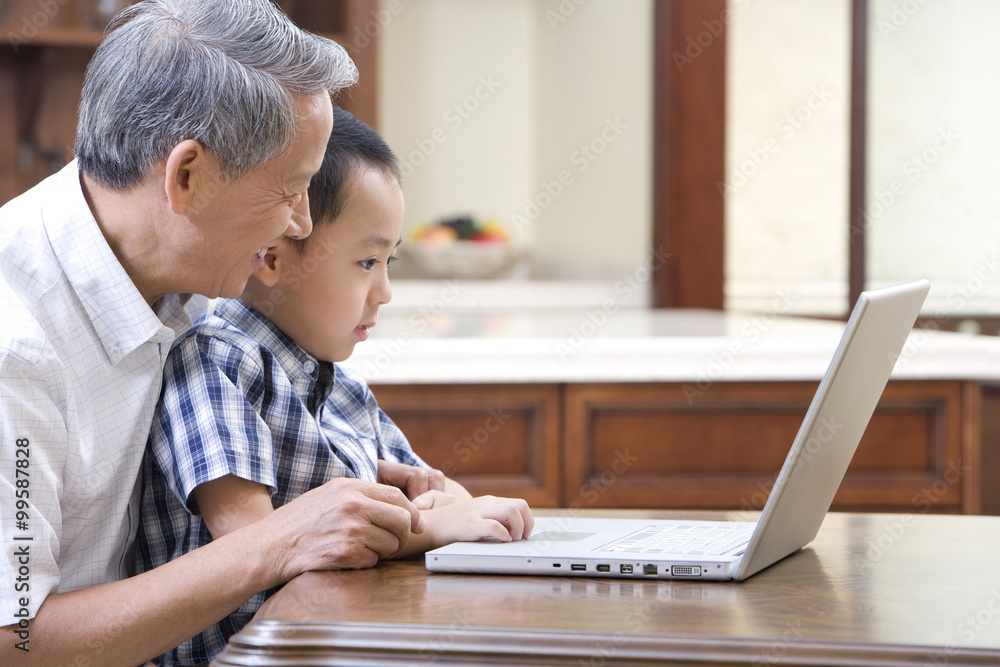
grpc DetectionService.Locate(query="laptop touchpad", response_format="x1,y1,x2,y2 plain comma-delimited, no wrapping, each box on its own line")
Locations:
528,531,596,542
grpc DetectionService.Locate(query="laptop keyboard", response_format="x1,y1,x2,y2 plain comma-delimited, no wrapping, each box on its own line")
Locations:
594,524,753,556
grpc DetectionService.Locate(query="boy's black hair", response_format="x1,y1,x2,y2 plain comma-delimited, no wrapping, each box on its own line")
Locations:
290,106,401,253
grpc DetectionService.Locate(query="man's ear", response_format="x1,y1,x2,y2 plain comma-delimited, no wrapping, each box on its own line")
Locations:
163,139,213,216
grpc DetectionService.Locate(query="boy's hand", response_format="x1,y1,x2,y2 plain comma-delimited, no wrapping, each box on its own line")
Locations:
423,495,534,547
412,489,461,510
377,459,447,500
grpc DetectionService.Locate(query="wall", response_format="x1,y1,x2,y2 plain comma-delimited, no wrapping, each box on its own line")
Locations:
378,0,653,278
726,0,1000,318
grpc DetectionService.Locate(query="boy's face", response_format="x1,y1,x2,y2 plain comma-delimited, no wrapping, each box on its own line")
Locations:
252,166,403,362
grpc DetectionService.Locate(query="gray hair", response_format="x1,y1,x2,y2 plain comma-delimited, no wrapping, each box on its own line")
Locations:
75,0,357,189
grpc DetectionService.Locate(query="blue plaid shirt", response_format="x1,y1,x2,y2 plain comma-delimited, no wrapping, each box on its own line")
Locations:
135,298,426,666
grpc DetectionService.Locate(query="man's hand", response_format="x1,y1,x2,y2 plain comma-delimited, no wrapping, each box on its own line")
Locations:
377,460,447,500
266,476,423,578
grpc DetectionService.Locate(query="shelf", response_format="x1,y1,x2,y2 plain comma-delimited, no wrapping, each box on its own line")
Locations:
3,26,104,48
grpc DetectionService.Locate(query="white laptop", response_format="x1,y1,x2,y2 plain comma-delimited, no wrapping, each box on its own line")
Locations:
426,280,931,581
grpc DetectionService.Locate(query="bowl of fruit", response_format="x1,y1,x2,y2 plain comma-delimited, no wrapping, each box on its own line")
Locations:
401,215,527,279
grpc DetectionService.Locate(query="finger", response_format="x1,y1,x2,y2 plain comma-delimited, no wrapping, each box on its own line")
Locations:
521,502,535,538
361,483,424,544
500,501,526,541
412,489,440,510
427,468,447,492
357,523,404,560
478,518,514,543
406,471,430,499
360,482,424,534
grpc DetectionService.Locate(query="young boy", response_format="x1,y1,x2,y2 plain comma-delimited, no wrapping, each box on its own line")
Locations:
135,107,533,666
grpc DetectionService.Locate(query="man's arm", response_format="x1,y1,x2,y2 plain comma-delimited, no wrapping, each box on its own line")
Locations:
0,477,421,665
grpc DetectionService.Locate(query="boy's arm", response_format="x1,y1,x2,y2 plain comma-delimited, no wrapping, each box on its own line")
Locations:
193,473,275,538
0,476,421,665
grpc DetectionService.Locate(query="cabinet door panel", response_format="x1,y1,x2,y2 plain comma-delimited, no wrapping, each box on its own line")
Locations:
565,381,966,513
370,384,561,507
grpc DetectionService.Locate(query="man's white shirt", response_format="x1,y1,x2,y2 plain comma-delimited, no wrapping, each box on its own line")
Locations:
0,161,207,622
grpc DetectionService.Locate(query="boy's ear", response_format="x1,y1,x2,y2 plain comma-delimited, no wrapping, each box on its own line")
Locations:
163,139,214,216
252,243,290,288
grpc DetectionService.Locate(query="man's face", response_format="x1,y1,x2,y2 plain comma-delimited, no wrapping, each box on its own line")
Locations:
188,94,333,299
259,166,404,363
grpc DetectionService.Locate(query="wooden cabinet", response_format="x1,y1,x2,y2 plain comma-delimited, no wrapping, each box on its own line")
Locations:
372,379,993,514
0,0,378,205
370,384,562,507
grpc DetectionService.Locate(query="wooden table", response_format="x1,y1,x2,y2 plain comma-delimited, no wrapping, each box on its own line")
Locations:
213,510,1000,666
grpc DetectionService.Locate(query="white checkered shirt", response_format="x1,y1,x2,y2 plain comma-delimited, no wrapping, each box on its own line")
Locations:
136,298,426,666
0,161,207,623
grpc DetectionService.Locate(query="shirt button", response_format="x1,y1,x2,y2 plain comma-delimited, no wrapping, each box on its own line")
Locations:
303,360,317,374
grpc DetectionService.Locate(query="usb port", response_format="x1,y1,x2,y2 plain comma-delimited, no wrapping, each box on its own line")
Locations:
643,564,658,575
596,564,611,573
620,564,633,574
571,564,586,571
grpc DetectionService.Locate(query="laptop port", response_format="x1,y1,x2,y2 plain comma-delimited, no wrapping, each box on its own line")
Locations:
552,563,561,568
671,565,702,577
596,564,611,573
643,564,658,575
620,564,634,574
571,564,586,571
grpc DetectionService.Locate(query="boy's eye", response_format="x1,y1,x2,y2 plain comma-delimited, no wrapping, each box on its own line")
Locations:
387,256,398,269
359,258,377,270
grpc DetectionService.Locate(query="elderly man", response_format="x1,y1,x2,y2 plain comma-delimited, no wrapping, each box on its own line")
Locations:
0,1,435,663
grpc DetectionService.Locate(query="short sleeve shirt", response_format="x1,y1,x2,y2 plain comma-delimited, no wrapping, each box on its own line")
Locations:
136,298,426,666
0,161,206,624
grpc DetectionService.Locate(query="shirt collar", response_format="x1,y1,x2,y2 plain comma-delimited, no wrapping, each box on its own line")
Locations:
213,298,335,409
43,161,194,364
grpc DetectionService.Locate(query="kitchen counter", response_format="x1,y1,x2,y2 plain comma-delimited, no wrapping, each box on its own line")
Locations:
343,297,1000,385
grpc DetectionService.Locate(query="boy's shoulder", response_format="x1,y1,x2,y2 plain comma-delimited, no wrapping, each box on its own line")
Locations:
172,307,269,364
